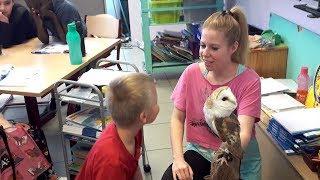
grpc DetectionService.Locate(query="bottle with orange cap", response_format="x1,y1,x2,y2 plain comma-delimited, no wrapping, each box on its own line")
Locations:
296,66,310,104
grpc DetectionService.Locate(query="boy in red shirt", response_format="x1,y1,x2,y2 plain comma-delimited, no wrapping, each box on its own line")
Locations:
76,73,159,180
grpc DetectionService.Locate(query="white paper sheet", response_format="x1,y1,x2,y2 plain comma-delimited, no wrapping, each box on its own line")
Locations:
77,69,132,86
262,93,304,112
261,78,290,95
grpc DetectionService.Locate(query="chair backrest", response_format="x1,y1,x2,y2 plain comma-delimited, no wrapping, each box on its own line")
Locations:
85,14,121,39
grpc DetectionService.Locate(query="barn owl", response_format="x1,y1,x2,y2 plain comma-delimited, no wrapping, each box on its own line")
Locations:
203,86,244,180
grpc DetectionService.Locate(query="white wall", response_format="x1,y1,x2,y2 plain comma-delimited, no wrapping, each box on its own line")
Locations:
128,0,185,46
237,0,320,35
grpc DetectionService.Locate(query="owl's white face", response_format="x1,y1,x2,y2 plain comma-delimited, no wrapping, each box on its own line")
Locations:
212,87,237,117
204,87,237,134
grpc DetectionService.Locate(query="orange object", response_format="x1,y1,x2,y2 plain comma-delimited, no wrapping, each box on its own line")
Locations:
296,89,308,104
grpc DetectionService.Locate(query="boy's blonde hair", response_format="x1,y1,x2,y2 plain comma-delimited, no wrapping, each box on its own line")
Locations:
202,6,249,65
106,73,155,127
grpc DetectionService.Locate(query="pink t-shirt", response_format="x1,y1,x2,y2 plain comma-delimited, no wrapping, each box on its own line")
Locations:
171,63,261,150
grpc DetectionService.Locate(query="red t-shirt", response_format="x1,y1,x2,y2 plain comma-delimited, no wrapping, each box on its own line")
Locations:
76,122,142,180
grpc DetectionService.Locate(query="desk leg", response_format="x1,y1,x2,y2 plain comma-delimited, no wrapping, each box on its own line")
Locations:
24,96,56,129
24,96,40,128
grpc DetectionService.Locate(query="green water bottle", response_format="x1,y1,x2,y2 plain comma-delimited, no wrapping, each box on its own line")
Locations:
66,22,82,65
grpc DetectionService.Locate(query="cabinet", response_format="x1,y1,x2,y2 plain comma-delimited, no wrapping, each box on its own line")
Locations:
246,45,288,79
141,0,224,73
53,60,149,179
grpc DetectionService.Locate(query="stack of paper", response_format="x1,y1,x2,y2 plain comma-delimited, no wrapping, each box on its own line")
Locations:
261,78,290,95
0,66,41,86
272,108,320,135
262,93,304,114
267,108,320,155
77,68,132,86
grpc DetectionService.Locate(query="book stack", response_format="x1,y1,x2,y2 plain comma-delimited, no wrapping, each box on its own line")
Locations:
62,108,112,138
151,30,194,63
267,108,320,155
70,142,92,172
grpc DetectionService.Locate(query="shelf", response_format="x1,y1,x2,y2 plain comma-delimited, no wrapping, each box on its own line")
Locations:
141,0,224,74
150,61,194,73
142,4,221,13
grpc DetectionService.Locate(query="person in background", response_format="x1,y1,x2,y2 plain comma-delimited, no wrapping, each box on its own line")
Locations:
76,73,160,180
0,0,37,48
162,6,262,180
25,0,86,44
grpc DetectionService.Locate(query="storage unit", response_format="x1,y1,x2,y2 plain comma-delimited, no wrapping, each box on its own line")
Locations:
183,0,217,22
141,0,224,74
54,60,150,179
246,44,288,79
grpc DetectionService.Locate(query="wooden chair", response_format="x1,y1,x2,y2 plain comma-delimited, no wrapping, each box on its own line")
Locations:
85,14,122,70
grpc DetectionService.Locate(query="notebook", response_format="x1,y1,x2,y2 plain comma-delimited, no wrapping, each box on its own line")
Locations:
272,108,320,135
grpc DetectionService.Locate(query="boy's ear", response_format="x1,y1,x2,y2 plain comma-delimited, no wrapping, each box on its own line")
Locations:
139,111,148,124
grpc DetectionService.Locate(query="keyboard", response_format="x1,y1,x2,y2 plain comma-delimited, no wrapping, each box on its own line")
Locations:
294,4,320,17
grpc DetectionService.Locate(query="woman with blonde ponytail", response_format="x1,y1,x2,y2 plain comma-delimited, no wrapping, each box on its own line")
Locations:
162,6,261,180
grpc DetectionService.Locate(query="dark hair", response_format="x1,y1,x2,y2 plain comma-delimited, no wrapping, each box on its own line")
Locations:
202,6,249,65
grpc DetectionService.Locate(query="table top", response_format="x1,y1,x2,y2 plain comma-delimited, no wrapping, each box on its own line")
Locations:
259,111,318,180
0,37,120,97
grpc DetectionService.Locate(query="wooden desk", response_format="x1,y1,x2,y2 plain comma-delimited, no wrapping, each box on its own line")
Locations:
256,111,318,180
247,45,288,79
0,37,120,128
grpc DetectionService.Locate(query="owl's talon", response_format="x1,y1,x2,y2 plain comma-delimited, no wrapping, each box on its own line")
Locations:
216,157,229,166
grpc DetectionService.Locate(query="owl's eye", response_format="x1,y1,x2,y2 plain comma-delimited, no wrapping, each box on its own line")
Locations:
222,97,228,101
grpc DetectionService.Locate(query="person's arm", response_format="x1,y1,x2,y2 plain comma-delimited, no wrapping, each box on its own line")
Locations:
238,115,256,150
41,9,66,43
31,8,49,44
171,107,193,180
0,12,14,48
133,166,143,180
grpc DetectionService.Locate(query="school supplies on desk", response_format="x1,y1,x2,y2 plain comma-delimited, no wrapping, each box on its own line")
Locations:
31,43,69,54
0,66,41,87
271,108,320,135
77,68,132,86
262,93,304,113
261,78,290,95
0,64,14,81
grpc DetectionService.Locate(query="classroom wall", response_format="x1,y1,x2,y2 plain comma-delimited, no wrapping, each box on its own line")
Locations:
269,13,320,81
237,0,320,81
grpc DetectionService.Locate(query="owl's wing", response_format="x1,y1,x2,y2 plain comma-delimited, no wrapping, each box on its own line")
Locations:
219,114,244,159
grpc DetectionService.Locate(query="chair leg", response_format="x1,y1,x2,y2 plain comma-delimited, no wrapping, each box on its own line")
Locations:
116,45,122,71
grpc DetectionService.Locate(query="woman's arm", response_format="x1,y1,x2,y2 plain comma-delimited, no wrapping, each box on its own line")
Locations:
171,107,193,180
238,115,256,150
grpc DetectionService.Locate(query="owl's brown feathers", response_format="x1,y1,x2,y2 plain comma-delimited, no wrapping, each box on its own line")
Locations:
203,86,244,180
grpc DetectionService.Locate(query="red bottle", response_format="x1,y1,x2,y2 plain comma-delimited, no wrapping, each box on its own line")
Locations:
296,66,310,104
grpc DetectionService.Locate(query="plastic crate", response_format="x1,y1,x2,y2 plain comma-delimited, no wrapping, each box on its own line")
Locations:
149,0,182,24
183,0,217,22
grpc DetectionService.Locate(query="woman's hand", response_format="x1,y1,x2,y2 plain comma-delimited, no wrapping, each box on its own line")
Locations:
0,12,9,23
172,157,193,180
